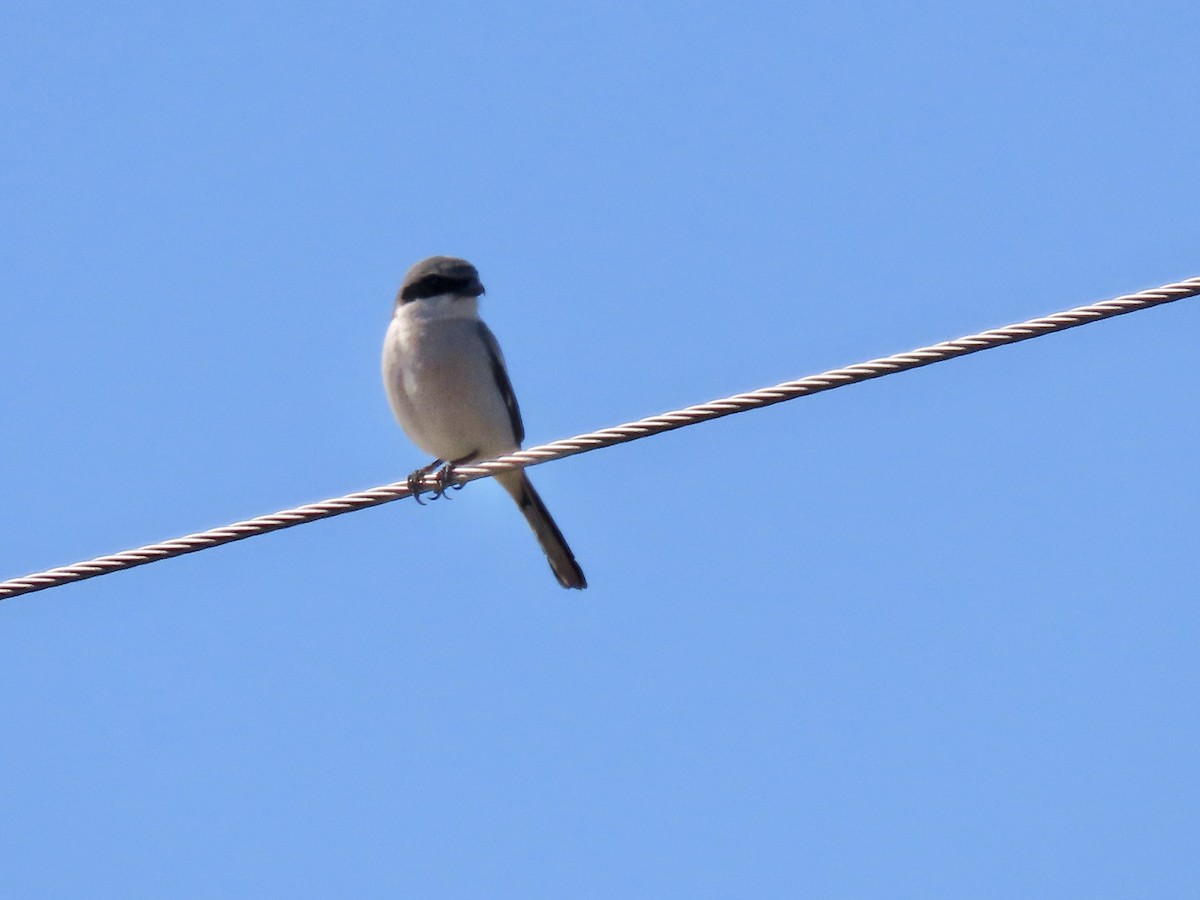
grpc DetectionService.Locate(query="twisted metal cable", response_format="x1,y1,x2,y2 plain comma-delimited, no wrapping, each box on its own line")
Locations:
3,275,1198,602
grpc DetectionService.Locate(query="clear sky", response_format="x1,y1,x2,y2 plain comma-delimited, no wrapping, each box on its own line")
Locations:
3,2,1198,897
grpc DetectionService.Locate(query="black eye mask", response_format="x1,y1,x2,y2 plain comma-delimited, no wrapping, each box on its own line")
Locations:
400,274,474,302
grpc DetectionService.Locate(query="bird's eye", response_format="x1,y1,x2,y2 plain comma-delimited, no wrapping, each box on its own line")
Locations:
401,274,470,302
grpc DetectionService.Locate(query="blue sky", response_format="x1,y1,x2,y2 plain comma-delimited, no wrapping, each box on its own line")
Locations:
2,1,1198,896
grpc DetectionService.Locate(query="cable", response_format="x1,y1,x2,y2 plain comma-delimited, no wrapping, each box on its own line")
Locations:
3,275,1198,601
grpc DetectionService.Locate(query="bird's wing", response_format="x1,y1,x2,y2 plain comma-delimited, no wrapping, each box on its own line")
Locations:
476,321,525,446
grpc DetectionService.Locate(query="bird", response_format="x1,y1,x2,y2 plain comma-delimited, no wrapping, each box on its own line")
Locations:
382,256,587,589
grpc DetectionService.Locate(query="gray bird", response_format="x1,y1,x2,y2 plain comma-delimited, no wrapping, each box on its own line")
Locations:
382,256,587,589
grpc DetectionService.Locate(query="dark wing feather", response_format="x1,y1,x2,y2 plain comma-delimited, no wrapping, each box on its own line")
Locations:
476,322,525,446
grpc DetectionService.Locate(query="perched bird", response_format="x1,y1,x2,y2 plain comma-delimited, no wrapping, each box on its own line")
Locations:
382,256,587,589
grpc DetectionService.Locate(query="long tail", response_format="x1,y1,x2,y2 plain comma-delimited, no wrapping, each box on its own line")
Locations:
497,471,587,590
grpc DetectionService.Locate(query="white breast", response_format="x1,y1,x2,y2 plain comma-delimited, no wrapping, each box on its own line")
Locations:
382,295,520,463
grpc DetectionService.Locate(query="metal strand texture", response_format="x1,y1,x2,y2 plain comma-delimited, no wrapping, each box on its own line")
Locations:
3,275,1198,601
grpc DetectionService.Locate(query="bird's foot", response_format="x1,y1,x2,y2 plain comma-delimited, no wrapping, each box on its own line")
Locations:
406,460,443,505
432,462,465,500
